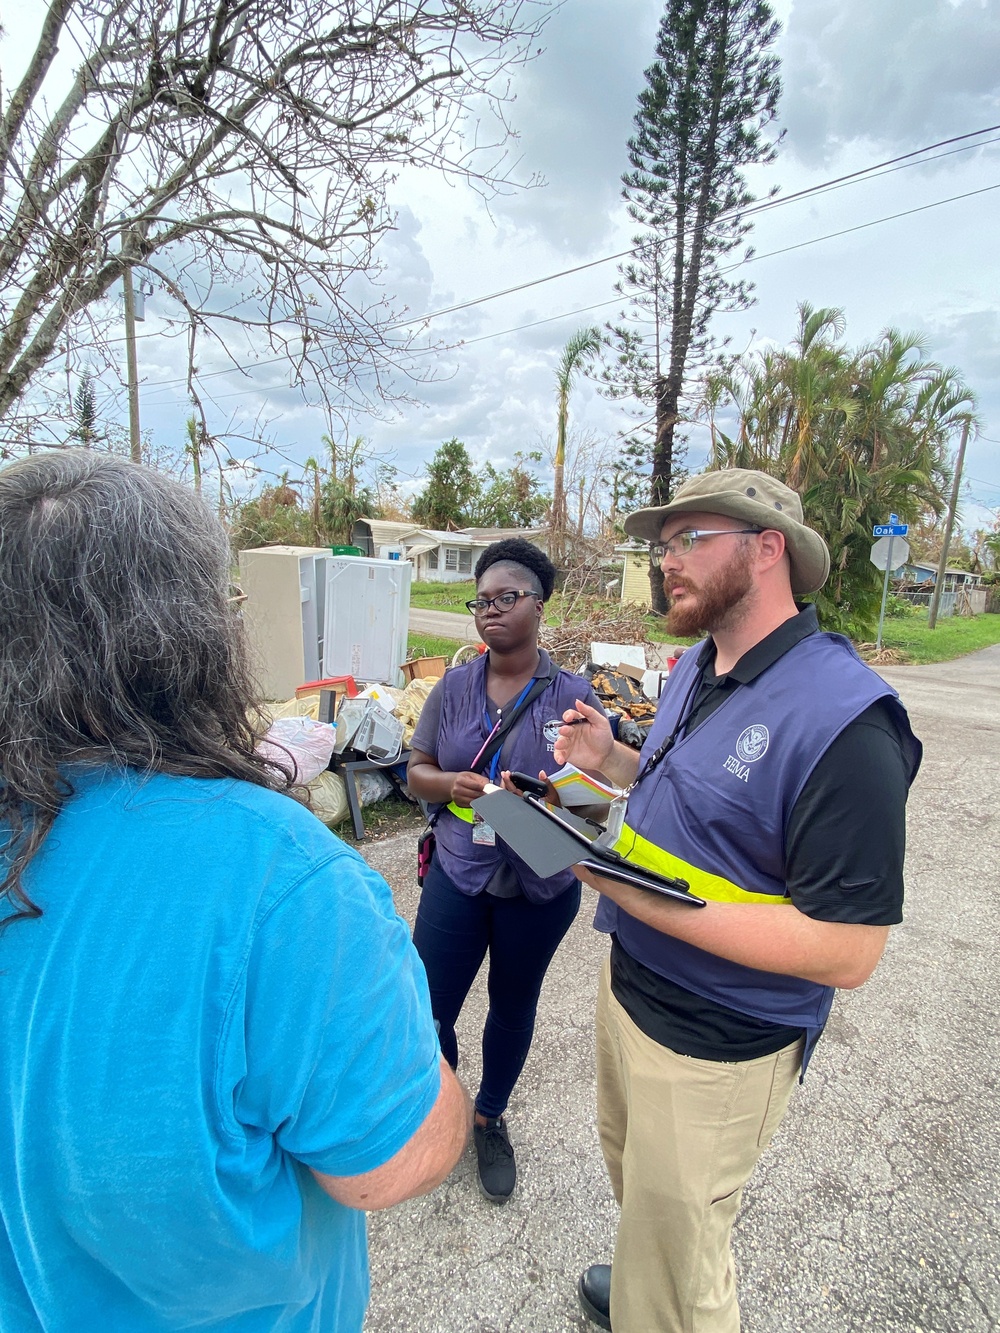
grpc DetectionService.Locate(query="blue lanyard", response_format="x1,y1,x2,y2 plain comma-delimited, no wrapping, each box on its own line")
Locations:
481,679,535,783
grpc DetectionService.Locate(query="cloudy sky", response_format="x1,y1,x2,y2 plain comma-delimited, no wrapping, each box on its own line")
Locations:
360,0,999,527
10,0,1000,529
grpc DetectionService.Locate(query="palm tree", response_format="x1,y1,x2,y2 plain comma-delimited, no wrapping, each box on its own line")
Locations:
701,303,977,636
184,416,203,495
552,327,601,564
304,456,323,543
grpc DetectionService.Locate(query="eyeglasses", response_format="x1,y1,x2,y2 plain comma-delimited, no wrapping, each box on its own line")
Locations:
465,589,540,615
650,529,762,562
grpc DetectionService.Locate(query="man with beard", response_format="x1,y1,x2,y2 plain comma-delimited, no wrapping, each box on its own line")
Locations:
558,470,921,1333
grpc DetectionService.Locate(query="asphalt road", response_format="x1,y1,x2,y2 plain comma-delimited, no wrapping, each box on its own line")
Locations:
409,607,480,644
359,644,1000,1333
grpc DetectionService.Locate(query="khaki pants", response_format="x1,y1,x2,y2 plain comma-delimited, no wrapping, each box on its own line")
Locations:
596,959,803,1333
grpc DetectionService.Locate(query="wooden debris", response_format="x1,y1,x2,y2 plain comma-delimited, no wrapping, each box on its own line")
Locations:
856,643,909,665
541,602,652,671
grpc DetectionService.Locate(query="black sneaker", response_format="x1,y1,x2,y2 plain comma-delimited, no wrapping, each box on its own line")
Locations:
473,1115,516,1203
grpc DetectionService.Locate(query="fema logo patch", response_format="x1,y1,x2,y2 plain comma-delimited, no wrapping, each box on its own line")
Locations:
735,724,770,763
543,719,563,745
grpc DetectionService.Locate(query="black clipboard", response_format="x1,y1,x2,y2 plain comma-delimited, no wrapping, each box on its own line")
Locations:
471,785,705,908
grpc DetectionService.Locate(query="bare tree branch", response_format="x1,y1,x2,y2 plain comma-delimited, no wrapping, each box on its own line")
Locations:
1,0,551,440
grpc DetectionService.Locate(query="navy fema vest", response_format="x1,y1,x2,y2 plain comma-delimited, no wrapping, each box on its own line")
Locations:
433,651,590,903
595,629,920,1062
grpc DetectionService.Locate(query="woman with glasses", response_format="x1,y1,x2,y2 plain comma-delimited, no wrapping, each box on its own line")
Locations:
407,538,603,1204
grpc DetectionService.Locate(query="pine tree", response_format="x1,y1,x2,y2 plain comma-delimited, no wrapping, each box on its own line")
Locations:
71,372,101,446
605,0,782,611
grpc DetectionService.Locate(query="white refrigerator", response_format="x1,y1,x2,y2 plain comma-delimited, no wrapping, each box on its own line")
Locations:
238,547,411,700
321,556,412,687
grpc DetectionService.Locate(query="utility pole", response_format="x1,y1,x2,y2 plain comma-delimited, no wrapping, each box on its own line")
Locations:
928,418,972,629
122,261,142,464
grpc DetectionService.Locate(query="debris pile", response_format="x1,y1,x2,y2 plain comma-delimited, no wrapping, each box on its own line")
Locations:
856,644,909,665
541,603,652,671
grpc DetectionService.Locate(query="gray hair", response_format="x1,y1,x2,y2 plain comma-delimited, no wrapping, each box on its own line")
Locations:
0,449,290,931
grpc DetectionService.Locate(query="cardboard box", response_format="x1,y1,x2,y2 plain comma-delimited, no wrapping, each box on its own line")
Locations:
616,661,646,683
399,656,448,683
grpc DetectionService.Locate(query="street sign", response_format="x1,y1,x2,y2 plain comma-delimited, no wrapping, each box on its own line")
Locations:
870,535,910,571
872,530,911,651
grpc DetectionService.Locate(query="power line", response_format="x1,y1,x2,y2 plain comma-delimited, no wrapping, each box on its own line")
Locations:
729,180,1000,267
388,179,1000,355
385,123,1000,330
118,139,1000,399
139,175,1000,399
13,123,1000,431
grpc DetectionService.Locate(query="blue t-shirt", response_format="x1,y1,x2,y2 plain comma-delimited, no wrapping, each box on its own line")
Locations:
0,769,441,1331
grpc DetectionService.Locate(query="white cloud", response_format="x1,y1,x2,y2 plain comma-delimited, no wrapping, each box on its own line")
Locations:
782,0,1000,163
39,0,998,529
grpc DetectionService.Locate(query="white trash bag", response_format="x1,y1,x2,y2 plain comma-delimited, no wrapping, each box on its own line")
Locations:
258,716,338,785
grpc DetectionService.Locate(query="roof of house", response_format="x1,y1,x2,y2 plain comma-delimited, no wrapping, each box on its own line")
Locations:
419,529,482,547
462,527,546,542
355,519,546,550
354,519,611,562
904,562,982,579
353,518,424,546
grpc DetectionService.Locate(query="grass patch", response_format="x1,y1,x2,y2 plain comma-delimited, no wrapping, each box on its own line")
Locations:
869,611,1000,664
406,632,465,661
410,580,475,613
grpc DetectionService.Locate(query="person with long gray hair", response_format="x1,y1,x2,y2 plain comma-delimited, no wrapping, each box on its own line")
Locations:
0,449,469,1333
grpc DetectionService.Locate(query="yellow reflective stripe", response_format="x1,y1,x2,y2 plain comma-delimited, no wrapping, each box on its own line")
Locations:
447,801,475,823
612,823,791,906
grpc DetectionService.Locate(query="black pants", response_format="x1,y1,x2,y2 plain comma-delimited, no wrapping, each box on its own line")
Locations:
412,856,580,1118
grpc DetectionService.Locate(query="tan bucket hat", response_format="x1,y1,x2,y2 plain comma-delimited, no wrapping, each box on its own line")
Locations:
624,468,830,596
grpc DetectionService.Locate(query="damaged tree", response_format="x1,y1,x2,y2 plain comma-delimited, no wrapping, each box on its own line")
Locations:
0,0,549,450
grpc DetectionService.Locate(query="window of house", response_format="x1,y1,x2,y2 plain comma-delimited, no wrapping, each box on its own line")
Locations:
444,547,473,573
428,548,438,570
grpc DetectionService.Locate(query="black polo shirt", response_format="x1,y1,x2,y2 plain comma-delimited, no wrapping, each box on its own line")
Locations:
610,605,913,1061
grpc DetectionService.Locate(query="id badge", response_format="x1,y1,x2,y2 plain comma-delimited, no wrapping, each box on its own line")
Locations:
472,812,497,846
598,794,627,848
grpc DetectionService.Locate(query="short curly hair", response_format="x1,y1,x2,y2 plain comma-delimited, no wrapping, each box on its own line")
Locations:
474,537,556,602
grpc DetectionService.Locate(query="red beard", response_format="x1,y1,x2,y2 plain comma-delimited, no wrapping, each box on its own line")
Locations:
665,541,756,637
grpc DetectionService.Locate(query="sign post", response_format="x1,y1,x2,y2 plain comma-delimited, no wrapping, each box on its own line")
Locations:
870,522,909,651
